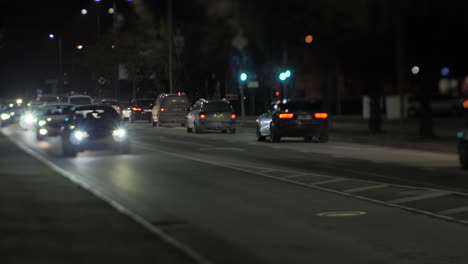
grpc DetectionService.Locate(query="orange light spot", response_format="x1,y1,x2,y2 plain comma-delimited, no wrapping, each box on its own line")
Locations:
160,107,165,112
464,100,468,109
279,113,294,119
200,114,206,119
314,112,328,119
305,34,314,44
132,107,142,112
231,114,236,119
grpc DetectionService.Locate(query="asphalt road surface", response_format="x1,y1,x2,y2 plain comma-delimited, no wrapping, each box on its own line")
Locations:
4,122,468,264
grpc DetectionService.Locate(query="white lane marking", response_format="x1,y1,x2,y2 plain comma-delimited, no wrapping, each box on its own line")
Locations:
438,206,468,216
344,184,389,193
389,191,452,204
132,143,465,224
6,136,212,264
310,178,346,185
199,147,244,151
333,155,345,158
281,173,334,179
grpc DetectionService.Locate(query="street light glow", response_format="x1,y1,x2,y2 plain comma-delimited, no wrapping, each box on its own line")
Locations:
81,9,88,15
411,66,420,75
108,8,115,14
77,44,84,50
49,34,55,39
240,72,248,82
305,34,314,44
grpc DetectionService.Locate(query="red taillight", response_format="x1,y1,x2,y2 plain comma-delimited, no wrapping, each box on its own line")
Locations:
231,114,236,119
200,114,206,119
160,107,165,112
279,113,294,119
463,100,468,109
132,107,142,112
314,112,328,119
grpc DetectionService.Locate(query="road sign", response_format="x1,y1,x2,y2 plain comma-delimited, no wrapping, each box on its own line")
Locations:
247,81,259,88
98,77,107,85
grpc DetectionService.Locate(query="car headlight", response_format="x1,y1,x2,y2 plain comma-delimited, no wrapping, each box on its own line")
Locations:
39,128,48,135
1,113,11,120
112,128,127,141
73,131,88,141
38,120,47,127
24,114,36,124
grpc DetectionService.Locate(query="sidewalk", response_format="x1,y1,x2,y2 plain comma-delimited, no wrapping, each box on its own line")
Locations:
0,134,198,264
237,115,459,154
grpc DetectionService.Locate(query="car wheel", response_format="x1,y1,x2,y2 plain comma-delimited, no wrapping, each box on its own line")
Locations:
318,132,329,143
270,123,280,143
62,136,77,157
221,130,227,133
256,126,266,142
193,121,200,134
459,140,468,170
304,136,313,143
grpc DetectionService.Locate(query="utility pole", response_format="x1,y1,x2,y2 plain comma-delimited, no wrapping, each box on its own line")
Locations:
168,0,173,93
58,37,63,94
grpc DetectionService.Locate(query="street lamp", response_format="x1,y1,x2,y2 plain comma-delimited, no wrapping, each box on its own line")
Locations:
49,33,63,94
81,9,88,15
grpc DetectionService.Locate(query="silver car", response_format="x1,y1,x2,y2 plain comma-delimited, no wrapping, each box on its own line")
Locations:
36,103,74,141
186,99,236,133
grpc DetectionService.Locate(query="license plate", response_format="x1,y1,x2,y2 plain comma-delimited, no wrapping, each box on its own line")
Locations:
144,109,152,112
297,114,312,120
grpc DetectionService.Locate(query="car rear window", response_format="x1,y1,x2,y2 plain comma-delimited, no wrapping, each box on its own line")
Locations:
162,96,188,107
135,100,154,107
281,101,323,111
203,102,232,112
70,97,93,105
42,105,73,115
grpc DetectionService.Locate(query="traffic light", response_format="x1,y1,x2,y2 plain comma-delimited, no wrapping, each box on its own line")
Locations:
240,72,248,82
274,90,280,98
278,70,291,81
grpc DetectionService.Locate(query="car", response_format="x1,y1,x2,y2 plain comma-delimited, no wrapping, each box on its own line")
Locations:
61,93,94,106
101,99,122,115
35,103,74,140
186,98,236,133
38,94,60,103
151,93,190,126
121,103,132,121
256,99,328,143
19,100,43,130
129,98,154,123
61,105,130,157
0,100,21,126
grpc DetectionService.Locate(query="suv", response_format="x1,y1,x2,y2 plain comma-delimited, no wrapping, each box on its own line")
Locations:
186,99,236,133
62,94,94,106
151,93,190,127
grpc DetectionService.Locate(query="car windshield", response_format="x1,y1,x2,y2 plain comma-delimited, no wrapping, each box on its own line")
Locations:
70,97,92,105
203,102,232,112
74,108,120,124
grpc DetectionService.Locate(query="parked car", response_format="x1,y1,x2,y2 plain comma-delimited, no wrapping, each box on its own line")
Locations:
35,103,74,140
256,99,328,143
129,98,154,123
61,105,130,157
186,98,236,133
151,93,190,126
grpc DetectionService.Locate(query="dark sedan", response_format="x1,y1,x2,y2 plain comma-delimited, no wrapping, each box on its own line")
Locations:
129,98,154,123
61,105,130,157
256,99,328,143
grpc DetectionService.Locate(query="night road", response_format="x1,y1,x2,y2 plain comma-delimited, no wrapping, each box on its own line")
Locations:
4,123,468,264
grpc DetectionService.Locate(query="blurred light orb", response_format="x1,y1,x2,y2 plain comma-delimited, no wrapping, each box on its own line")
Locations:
77,44,84,50
279,72,287,81
411,66,420,75
285,70,291,78
441,67,450,77
81,9,88,15
49,34,55,39
94,0,102,2
305,34,314,44
108,8,115,14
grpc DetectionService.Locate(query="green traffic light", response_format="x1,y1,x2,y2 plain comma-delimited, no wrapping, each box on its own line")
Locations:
240,72,248,82
285,70,291,78
279,72,287,81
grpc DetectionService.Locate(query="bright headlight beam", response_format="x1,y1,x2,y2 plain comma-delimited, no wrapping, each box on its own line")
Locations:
38,120,47,126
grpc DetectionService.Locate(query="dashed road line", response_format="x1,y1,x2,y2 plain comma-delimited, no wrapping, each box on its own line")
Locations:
310,178,347,185
344,184,389,193
389,191,452,204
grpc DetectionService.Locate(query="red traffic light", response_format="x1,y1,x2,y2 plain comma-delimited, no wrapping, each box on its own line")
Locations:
274,91,280,97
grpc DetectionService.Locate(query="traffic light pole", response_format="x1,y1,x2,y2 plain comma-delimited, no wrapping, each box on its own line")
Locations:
239,84,245,122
